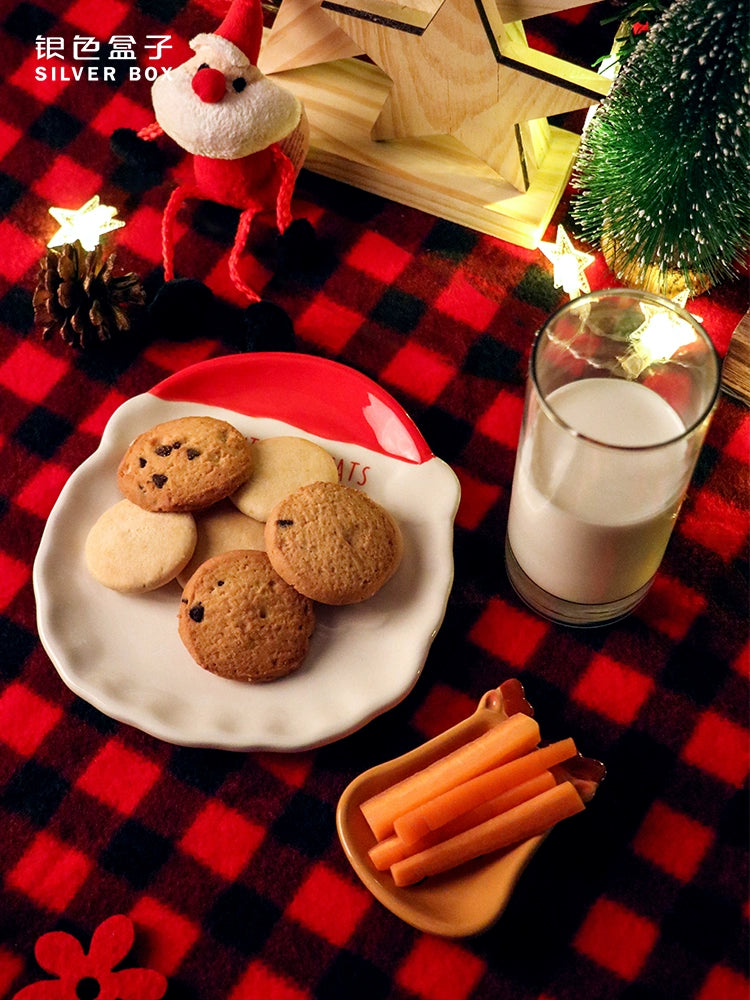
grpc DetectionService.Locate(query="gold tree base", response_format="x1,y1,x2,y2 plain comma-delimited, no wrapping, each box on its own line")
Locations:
601,236,714,298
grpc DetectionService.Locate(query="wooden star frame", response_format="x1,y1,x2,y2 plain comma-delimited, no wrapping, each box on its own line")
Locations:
258,0,610,247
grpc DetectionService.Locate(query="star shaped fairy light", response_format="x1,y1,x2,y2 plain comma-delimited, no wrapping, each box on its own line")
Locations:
538,225,595,298
669,289,703,323
48,195,125,252
619,292,704,378
318,0,609,190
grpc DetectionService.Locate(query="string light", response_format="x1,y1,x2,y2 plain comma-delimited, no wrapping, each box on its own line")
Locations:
619,292,703,378
538,226,595,299
47,195,125,252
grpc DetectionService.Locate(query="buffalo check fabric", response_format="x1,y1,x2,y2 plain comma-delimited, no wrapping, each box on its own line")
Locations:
1,1,749,998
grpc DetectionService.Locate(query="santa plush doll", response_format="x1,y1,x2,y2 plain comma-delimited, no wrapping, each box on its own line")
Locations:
113,0,311,340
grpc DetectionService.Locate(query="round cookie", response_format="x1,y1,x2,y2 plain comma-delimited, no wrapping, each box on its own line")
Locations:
176,500,266,588
178,549,315,682
85,499,197,593
264,481,403,605
231,435,339,521
117,415,253,512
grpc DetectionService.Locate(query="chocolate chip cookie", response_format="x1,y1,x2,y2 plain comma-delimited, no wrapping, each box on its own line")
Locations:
117,415,253,512
178,549,315,682
264,481,403,605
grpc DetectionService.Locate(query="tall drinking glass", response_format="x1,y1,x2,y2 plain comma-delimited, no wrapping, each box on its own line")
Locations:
505,289,720,626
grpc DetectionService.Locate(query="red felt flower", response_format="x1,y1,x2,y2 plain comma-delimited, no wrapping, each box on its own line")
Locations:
13,915,167,1000
632,21,650,34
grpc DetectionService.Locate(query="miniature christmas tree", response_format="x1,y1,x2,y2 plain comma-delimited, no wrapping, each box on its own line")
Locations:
572,0,749,295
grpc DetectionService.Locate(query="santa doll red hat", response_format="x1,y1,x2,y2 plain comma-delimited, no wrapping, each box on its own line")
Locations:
114,0,311,340
151,0,307,171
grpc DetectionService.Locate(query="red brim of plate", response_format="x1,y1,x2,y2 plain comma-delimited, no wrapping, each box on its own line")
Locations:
151,352,434,464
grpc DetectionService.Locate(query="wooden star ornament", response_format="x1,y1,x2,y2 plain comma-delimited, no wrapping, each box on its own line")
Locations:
290,0,609,190
262,0,608,73
258,0,361,73
257,0,611,245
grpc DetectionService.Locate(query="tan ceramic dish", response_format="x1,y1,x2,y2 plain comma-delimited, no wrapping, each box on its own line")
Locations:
336,687,546,937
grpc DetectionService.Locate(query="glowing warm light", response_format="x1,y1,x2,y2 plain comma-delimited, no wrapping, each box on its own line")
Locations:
47,195,125,251
620,294,702,377
538,226,596,299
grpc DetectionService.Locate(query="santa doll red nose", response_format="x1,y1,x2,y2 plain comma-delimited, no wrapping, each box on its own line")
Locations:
192,65,226,103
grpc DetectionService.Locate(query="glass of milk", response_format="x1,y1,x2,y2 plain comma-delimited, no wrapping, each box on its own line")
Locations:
505,289,720,626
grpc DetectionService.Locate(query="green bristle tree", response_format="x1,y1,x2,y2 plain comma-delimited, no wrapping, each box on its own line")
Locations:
572,0,749,296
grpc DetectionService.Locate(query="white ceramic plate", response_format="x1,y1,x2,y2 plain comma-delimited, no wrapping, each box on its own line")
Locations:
33,354,460,751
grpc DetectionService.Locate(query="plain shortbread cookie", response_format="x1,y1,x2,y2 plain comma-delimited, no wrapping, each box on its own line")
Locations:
264,481,403,605
178,549,315,682
118,415,253,512
85,499,197,592
176,500,266,588
231,435,338,521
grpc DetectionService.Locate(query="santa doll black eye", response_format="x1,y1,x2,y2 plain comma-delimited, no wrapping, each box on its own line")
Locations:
232,77,246,92
198,62,209,70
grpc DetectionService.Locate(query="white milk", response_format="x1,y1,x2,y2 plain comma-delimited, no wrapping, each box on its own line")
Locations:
507,379,688,605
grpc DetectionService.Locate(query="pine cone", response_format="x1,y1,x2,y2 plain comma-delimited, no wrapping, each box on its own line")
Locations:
33,241,145,349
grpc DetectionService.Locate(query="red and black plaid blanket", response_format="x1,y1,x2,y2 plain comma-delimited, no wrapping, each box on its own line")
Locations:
1,1,748,998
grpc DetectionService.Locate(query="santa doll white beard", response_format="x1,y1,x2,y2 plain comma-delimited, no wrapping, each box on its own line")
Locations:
151,68,301,160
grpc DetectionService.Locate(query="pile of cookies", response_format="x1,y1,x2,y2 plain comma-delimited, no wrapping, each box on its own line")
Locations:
85,415,402,683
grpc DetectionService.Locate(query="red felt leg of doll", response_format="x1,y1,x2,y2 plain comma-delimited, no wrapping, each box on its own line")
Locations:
228,206,263,302
271,144,296,235
161,184,195,282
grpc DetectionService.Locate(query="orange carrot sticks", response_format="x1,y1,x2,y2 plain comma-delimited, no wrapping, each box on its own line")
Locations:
359,713,541,840
390,780,585,888
368,770,556,871
393,737,578,846
368,832,415,873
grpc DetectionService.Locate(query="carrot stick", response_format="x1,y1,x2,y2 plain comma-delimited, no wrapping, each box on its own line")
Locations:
394,737,578,846
368,832,414,872
390,781,585,888
360,712,541,840
436,769,558,841
368,771,556,871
